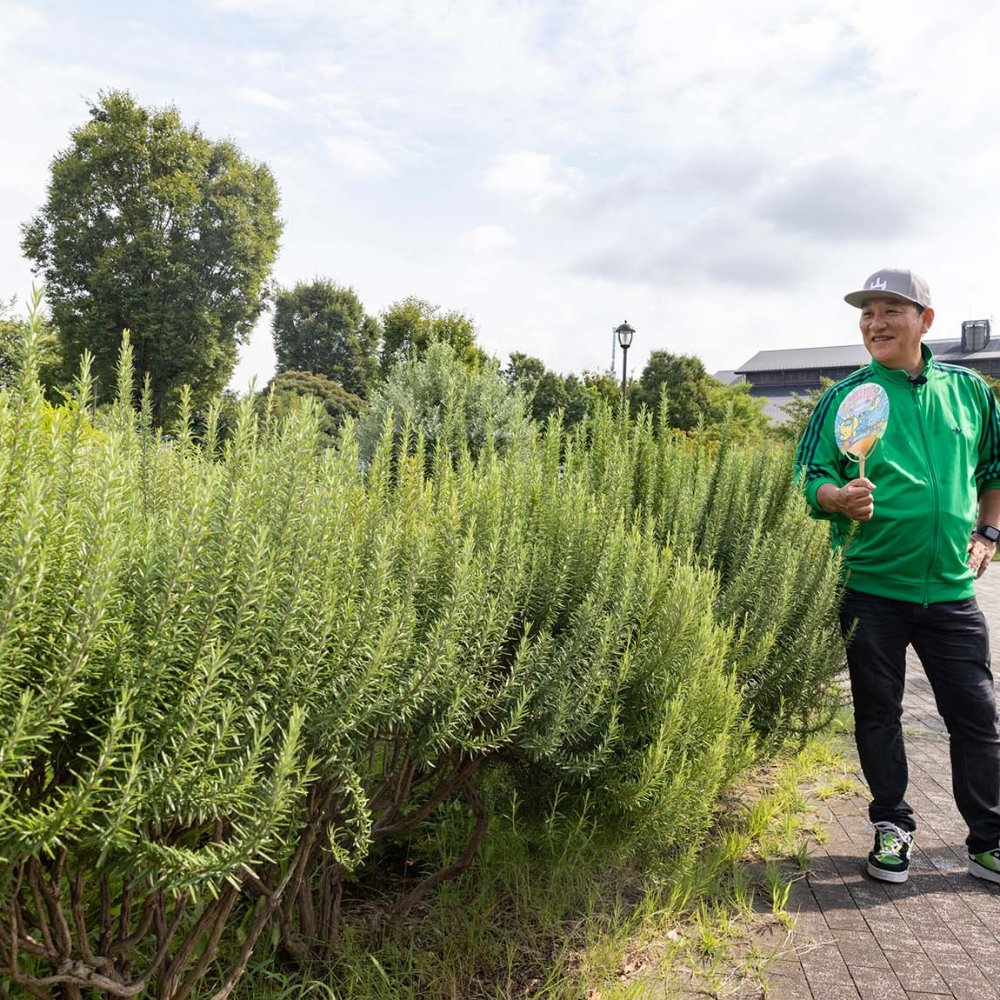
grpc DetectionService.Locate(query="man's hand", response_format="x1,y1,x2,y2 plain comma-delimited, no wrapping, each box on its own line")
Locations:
967,533,997,578
817,479,875,521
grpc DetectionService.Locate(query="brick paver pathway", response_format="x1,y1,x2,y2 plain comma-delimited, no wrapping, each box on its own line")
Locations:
767,572,1000,999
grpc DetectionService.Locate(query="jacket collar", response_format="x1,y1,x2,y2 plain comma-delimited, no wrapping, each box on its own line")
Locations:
869,342,936,385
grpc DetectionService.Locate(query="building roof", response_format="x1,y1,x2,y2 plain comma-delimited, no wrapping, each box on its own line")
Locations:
711,369,743,385
735,337,1000,375
932,337,1000,364
747,389,797,422
736,344,868,373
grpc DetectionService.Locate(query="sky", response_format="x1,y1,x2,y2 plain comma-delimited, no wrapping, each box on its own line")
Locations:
3,0,1000,389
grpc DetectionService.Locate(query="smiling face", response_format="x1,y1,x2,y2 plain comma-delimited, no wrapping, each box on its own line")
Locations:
859,297,935,375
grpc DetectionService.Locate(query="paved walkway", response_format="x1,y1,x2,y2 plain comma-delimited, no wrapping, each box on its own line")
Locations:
767,572,1000,1000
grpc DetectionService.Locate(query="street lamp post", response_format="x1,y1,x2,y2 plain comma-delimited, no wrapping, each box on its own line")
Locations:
615,320,635,401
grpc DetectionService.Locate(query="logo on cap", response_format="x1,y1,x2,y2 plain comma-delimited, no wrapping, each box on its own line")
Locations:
844,268,932,310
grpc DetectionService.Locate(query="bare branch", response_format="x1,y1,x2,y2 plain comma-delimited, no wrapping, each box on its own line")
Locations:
373,756,481,838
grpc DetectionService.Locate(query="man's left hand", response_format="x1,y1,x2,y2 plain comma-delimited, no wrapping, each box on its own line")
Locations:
968,533,997,578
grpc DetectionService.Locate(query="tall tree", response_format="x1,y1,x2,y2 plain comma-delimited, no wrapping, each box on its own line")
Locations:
0,296,20,391
632,351,712,430
582,370,621,410
271,280,379,399
503,352,590,428
21,90,281,422
379,296,486,375
503,351,547,397
702,379,769,444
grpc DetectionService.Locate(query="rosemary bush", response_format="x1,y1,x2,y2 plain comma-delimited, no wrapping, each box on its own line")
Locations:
353,340,532,466
0,317,844,998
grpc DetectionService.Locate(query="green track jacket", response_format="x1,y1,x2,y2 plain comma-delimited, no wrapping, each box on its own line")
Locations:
795,344,1000,604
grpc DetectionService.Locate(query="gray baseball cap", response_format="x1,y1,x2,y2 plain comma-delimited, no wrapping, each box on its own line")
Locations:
844,268,932,310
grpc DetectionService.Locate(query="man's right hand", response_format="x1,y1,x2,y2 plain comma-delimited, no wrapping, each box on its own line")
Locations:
818,479,875,521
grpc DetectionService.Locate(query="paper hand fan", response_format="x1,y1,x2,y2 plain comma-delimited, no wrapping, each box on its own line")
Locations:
834,383,889,480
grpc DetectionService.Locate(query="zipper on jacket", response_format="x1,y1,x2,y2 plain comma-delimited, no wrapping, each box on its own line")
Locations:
910,379,938,607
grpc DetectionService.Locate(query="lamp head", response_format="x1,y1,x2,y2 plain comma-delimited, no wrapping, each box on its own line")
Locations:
615,321,634,349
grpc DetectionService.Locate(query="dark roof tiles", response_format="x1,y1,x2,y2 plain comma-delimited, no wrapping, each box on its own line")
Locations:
736,338,1000,374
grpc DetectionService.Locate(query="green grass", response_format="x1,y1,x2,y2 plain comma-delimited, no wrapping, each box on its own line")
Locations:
215,728,853,999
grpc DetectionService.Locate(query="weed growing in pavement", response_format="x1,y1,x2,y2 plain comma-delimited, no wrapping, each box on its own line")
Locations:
815,774,866,800
791,839,812,871
762,862,793,917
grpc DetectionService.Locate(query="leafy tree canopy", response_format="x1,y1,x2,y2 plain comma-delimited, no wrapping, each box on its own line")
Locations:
21,89,281,423
630,351,767,443
702,379,769,445
265,369,365,446
503,351,591,428
379,296,486,375
503,351,547,396
582,370,621,410
631,350,712,431
271,280,379,399
0,296,20,391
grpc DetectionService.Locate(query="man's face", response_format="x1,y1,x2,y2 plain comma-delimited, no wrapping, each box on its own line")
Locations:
859,297,934,371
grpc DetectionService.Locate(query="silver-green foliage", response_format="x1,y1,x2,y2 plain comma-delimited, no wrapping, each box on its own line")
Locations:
354,340,532,465
1,328,312,998
0,320,844,997
619,407,846,744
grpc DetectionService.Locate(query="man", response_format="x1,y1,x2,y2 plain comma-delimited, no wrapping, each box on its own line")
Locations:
796,268,1000,884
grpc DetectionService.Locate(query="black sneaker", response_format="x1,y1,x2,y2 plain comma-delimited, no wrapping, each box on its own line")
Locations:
867,821,912,883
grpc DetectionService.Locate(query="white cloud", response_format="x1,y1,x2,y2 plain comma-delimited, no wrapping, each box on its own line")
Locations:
484,151,581,208
308,92,380,135
314,60,347,79
324,136,393,177
9,0,1000,389
209,0,325,13
243,49,284,69
755,159,931,241
574,211,814,291
0,2,45,48
232,87,292,111
458,224,516,253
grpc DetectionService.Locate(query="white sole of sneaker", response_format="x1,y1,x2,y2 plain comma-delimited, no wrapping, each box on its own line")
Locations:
867,861,908,883
968,858,1000,884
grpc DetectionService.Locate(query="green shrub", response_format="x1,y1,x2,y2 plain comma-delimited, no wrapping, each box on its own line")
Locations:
624,411,846,744
264,369,365,446
354,340,532,466
0,318,844,998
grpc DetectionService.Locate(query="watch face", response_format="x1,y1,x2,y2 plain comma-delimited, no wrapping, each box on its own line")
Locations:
978,525,1000,542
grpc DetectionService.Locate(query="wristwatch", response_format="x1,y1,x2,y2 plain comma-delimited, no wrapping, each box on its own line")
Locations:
974,524,1000,543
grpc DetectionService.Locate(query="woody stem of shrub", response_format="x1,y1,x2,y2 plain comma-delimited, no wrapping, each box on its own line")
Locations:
389,777,489,922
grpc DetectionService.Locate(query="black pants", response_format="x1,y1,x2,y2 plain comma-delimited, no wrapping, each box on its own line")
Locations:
840,589,1000,853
